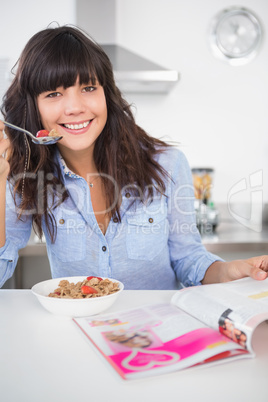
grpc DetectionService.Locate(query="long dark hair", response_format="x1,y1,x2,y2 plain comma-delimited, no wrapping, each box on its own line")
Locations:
1,25,170,241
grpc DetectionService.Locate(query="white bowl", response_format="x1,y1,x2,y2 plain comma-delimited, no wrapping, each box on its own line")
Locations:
31,276,124,317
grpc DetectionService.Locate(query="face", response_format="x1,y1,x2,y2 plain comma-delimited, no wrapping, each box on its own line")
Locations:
37,77,108,156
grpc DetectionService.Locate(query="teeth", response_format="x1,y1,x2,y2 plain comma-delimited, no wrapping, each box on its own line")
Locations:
64,121,90,129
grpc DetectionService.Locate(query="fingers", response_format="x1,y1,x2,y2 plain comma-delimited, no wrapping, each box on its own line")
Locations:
0,120,5,141
249,265,268,281
0,121,11,177
226,259,268,282
245,255,268,272
237,259,268,281
0,121,10,151
0,138,10,155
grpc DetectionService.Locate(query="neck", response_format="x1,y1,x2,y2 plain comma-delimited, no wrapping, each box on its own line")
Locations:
58,147,98,178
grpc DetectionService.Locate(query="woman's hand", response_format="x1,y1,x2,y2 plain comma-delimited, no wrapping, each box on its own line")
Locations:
202,255,268,284
0,121,10,179
0,120,10,248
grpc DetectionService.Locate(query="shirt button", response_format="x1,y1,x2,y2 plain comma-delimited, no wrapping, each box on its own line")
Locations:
59,219,65,224
113,217,119,223
102,246,107,252
148,218,154,223
125,192,131,198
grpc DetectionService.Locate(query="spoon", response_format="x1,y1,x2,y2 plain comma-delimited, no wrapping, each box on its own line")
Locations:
2,120,62,145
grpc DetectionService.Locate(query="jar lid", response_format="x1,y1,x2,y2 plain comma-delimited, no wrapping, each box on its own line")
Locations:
191,168,214,173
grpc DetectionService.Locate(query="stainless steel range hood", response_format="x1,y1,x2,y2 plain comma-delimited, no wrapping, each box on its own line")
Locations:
101,44,180,94
76,0,179,93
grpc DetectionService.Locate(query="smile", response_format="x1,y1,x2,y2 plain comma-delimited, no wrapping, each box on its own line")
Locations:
63,120,91,130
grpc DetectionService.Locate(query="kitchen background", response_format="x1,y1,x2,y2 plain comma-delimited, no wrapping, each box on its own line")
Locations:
1,0,268,287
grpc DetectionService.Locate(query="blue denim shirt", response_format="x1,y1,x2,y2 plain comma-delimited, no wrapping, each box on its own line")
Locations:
0,147,221,289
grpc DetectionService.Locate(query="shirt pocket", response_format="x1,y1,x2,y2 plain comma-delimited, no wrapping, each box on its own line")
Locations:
49,213,87,262
125,203,169,261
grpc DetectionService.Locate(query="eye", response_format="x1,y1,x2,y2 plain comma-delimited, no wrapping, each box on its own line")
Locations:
82,86,96,93
46,92,61,98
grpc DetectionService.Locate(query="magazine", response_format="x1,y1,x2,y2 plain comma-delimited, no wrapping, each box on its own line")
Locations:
73,277,268,380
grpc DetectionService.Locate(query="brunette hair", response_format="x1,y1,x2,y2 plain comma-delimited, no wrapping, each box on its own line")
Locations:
1,25,170,241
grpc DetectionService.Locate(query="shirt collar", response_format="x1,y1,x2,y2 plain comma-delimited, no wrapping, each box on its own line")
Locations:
57,151,80,179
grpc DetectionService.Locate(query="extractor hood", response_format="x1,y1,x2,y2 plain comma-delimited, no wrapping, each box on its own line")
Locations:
101,44,180,94
76,0,180,93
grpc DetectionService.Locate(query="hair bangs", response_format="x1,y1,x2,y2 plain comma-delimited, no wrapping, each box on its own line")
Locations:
27,31,104,96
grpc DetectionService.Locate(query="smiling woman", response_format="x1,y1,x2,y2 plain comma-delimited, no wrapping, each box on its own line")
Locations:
0,25,267,290
36,78,108,156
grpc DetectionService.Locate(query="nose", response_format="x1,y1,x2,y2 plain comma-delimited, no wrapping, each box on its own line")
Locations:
64,92,86,116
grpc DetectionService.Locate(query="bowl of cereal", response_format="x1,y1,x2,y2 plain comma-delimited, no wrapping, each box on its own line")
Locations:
31,276,124,317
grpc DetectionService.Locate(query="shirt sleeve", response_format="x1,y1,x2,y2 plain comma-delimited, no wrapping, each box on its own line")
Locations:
165,148,223,287
0,181,32,287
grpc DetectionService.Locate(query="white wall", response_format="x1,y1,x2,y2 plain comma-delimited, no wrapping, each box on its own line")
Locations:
0,0,76,92
116,0,268,206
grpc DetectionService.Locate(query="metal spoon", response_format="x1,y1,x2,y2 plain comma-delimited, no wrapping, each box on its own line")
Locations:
3,120,62,145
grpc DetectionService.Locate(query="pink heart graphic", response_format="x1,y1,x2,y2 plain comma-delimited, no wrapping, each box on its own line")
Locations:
121,348,180,371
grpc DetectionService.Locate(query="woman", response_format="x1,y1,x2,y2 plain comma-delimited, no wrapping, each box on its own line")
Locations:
0,25,267,289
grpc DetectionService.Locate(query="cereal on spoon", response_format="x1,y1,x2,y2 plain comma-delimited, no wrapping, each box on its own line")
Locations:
36,129,60,138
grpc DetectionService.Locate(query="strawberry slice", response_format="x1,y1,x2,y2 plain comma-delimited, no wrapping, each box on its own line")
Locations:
87,276,102,281
36,130,49,138
81,285,98,295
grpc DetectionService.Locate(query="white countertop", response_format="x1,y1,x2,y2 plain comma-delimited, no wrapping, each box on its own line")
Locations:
1,289,268,402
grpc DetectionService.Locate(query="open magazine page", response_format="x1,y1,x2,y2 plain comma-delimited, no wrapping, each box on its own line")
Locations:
74,303,248,380
171,277,268,353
